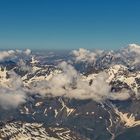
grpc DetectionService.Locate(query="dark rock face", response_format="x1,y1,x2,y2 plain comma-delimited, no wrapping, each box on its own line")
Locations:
0,96,139,140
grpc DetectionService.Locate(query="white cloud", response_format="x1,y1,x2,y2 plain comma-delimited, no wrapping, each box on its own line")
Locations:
65,72,111,102
24,49,32,55
0,49,32,61
33,62,131,102
128,44,140,54
110,89,130,101
0,89,26,109
0,47,136,109
72,48,99,63
0,71,27,109
127,44,140,64
0,50,15,61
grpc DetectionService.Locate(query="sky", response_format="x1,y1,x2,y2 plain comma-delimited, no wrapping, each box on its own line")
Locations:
0,0,140,50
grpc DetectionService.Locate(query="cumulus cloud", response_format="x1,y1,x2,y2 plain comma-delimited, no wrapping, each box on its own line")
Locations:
122,44,140,64
72,48,102,63
0,89,26,109
0,48,135,109
33,61,131,102
0,50,15,61
66,72,111,101
32,61,78,97
15,49,32,56
0,49,32,61
0,60,132,109
110,90,130,101
24,49,31,55
128,44,140,54
0,71,27,109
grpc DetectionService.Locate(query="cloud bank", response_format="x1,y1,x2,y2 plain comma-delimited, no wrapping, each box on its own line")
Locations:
1,45,138,109
128,44,140,55
72,48,102,63
123,44,140,64
0,71,27,109
0,49,31,61
33,62,131,102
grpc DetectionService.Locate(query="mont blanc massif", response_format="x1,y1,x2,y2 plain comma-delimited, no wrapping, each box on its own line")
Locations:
0,44,140,140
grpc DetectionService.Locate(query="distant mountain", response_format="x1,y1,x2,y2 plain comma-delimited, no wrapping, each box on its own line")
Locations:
0,46,140,139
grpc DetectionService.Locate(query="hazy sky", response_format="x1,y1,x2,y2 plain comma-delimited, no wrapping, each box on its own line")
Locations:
0,0,140,50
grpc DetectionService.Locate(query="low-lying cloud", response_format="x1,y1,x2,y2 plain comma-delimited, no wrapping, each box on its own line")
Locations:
0,71,27,109
123,44,140,64
128,44,140,55
33,61,131,102
72,44,140,66
0,89,26,109
72,48,102,63
0,49,31,61
0,46,137,109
